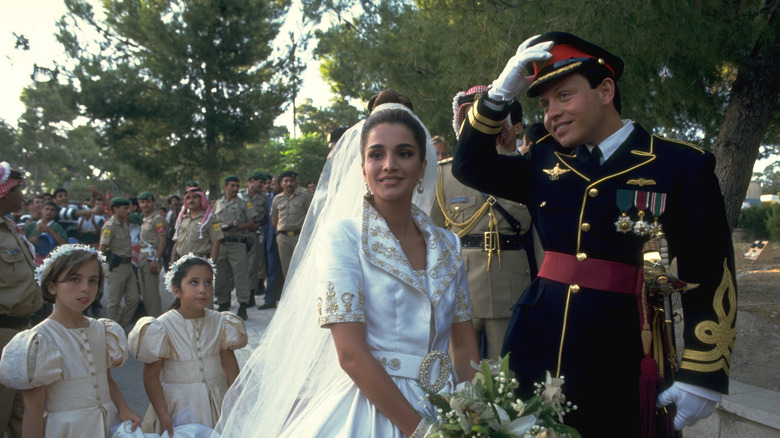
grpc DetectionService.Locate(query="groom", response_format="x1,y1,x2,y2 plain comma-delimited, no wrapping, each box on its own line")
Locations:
452,32,736,437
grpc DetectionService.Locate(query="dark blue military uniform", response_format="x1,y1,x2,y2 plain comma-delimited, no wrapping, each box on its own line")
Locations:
452,97,736,436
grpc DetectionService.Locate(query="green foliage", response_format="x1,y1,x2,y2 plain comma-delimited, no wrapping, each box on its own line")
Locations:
767,206,780,241
308,0,780,151
296,97,364,135
737,205,777,239
757,162,780,195
253,133,330,183
58,0,295,194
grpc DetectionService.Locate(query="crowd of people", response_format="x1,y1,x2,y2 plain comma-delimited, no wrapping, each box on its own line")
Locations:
0,30,737,438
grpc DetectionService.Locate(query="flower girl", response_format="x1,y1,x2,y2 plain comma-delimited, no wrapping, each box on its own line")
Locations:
0,244,141,437
128,254,247,435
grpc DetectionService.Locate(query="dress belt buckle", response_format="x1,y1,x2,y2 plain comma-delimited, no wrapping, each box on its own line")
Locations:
483,231,498,252
285,231,295,236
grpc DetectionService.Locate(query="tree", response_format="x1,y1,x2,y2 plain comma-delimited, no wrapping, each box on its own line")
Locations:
308,0,780,229
757,162,780,196
251,133,330,183
8,72,120,198
295,97,363,136
57,0,295,195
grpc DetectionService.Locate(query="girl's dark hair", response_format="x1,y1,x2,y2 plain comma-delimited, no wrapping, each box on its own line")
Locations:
40,250,105,304
360,109,427,163
169,257,214,310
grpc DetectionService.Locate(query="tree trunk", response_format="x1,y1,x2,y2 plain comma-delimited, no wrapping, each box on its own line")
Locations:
713,3,780,232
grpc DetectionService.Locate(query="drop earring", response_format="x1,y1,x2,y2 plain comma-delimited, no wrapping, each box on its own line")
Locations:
364,183,373,198
416,178,424,194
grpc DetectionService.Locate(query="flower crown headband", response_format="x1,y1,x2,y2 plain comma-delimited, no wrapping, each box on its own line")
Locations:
34,244,107,286
164,253,216,294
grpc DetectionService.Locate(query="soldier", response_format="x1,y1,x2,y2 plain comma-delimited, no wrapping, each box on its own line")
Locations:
136,192,167,317
214,175,257,320
99,197,140,327
432,135,452,161
452,32,736,436
271,170,312,277
431,88,536,360
0,162,42,437
171,187,222,261
240,171,269,305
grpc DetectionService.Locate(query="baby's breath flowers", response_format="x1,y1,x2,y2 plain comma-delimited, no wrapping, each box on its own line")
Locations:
423,355,580,438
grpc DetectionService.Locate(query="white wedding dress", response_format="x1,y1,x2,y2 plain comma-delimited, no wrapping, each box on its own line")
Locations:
281,200,472,437
214,103,462,438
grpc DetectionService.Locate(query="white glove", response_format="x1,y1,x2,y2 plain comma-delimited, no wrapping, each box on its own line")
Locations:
488,35,554,102
656,382,720,430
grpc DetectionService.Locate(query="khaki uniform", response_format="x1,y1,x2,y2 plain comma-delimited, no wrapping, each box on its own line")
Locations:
271,190,311,277
0,216,41,437
240,189,269,292
430,159,535,360
173,211,224,258
100,217,140,327
214,196,257,306
138,212,168,317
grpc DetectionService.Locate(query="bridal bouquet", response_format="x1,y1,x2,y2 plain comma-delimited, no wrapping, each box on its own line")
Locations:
424,355,580,438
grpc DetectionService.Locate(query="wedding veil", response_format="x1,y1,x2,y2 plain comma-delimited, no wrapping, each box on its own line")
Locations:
213,103,439,436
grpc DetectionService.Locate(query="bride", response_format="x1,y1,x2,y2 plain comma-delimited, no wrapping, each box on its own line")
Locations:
214,94,479,437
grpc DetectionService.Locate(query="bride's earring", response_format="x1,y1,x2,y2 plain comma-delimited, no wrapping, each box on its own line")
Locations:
364,183,373,198
416,178,424,194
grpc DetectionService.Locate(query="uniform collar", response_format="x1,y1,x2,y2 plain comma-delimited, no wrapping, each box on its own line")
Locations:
587,119,633,164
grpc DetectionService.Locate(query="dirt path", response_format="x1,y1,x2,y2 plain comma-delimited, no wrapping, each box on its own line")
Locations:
729,241,780,391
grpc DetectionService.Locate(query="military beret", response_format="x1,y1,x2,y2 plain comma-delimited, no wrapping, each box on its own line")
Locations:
185,180,200,189
248,171,266,181
526,31,624,98
111,197,130,207
278,170,298,180
327,127,348,144
137,191,154,200
224,175,240,185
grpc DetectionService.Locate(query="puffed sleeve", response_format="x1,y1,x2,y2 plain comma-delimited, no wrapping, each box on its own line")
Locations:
220,311,248,350
316,220,365,327
452,262,474,323
99,318,128,368
0,329,62,390
127,316,170,363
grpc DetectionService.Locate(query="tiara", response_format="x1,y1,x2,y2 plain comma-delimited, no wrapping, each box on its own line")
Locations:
164,253,216,294
34,244,107,286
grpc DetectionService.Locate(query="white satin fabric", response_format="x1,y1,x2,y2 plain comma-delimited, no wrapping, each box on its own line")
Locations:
214,103,448,438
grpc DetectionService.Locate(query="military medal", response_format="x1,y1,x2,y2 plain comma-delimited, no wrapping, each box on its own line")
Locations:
633,191,650,236
615,189,634,233
648,192,667,238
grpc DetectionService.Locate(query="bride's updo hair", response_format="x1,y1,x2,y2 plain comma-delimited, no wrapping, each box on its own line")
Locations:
360,108,427,163
367,89,414,112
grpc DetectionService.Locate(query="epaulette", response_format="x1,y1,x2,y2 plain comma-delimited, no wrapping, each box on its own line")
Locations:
438,157,454,165
654,135,705,154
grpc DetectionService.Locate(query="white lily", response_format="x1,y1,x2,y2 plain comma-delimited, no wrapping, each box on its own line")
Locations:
486,404,536,436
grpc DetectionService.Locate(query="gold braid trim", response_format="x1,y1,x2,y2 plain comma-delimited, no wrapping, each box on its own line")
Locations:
435,167,502,270
435,167,490,237
680,259,736,375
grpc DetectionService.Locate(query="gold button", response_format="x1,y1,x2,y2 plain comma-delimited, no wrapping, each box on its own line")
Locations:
588,188,598,197
581,223,591,232
540,201,547,208
576,252,587,262
569,284,581,294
